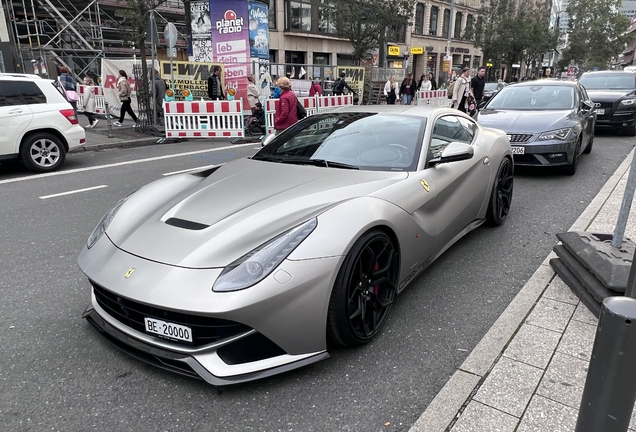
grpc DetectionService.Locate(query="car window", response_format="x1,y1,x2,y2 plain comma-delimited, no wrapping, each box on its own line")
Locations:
12,81,47,104
429,115,473,159
579,73,636,90
487,85,574,110
0,81,26,107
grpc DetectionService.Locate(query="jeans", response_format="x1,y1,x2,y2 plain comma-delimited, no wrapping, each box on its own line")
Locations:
402,94,413,105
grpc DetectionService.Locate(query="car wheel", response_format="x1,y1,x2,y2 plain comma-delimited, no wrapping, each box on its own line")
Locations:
583,133,594,154
327,230,399,347
564,138,581,176
485,157,514,226
20,133,66,173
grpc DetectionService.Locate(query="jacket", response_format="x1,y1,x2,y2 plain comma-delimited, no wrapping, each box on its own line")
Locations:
419,80,432,91
82,86,96,113
452,76,471,109
309,82,323,97
207,74,225,100
274,89,298,130
117,77,132,101
399,79,415,97
383,80,398,96
247,82,260,108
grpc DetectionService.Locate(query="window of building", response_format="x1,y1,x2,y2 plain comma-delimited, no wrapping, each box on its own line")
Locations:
387,22,407,43
465,14,474,37
313,52,331,64
429,6,439,36
287,0,312,31
454,12,462,39
285,51,306,64
269,0,276,29
442,9,451,38
318,0,336,34
473,56,481,69
337,53,354,66
414,3,425,35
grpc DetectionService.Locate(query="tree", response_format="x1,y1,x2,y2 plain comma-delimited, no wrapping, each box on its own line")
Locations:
329,0,417,64
517,1,561,77
561,0,630,70
465,0,515,72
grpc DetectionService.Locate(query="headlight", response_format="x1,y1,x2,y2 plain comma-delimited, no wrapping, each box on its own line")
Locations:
537,128,571,141
87,196,130,249
620,99,636,106
213,218,318,292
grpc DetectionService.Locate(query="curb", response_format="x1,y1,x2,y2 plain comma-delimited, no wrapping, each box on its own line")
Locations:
70,137,163,153
409,148,636,432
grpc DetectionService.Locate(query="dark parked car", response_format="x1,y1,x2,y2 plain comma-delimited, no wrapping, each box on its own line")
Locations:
578,71,636,135
482,82,504,102
475,80,595,175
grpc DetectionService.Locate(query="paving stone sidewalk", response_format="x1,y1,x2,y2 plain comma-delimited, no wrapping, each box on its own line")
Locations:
411,148,636,432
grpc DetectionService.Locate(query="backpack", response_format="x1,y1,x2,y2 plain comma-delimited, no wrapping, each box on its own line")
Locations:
334,78,346,94
447,80,455,99
297,100,307,119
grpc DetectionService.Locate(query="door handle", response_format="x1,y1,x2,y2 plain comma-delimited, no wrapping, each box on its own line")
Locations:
8,109,23,114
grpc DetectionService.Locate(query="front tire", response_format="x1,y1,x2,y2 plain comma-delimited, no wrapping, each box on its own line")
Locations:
327,230,399,347
485,157,513,226
20,133,66,173
564,138,581,176
583,133,594,154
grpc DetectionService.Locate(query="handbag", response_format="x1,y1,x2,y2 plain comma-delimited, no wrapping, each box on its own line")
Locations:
57,77,79,102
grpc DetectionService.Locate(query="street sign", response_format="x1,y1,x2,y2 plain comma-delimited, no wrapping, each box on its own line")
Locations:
167,47,177,58
512,63,520,68
164,23,178,48
442,59,451,72
388,45,400,56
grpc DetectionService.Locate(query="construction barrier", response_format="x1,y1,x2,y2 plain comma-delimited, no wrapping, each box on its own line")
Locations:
318,94,354,110
416,90,451,107
76,85,107,115
264,94,350,134
164,100,245,138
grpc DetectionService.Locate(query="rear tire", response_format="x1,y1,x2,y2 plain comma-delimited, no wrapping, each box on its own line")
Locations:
485,158,513,226
20,133,66,173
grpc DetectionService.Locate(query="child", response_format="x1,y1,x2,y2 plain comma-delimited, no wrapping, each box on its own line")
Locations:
246,102,264,128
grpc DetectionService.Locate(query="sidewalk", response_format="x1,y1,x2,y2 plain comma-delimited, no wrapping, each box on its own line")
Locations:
72,116,165,152
411,148,636,432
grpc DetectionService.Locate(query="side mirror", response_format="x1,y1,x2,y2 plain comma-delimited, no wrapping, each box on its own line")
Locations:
428,142,475,167
261,134,276,147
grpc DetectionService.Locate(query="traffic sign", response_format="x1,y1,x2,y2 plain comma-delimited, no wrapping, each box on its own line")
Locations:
164,23,177,48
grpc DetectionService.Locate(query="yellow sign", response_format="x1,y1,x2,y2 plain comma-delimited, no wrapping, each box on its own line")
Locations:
442,59,451,72
411,47,424,55
388,46,401,56
486,62,493,67
336,66,365,102
160,60,224,100
124,268,136,279
420,179,430,192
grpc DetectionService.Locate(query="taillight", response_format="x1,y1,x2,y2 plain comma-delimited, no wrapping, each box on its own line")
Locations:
60,109,79,125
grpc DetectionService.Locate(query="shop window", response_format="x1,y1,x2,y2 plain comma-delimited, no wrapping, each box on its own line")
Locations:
429,7,438,36
414,3,425,35
454,12,462,39
285,51,306,64
313,52,331,64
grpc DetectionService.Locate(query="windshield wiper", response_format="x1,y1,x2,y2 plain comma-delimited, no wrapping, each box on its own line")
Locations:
252,155,359,169
251,154,285,162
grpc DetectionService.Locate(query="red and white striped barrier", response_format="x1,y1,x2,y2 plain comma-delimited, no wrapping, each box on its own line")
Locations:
264,95,350,134
318,94,354,110
264,98,279,135
416,89,451,107
164,100,245,138
77,85,107,115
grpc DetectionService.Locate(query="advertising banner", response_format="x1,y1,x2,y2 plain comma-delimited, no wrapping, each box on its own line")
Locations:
336,66,365,103
248,0,269,60
102,58,159,117
160,60,223,100
190,1,213,62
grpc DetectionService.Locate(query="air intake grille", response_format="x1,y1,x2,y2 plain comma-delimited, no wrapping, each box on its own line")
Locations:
508,134,533,143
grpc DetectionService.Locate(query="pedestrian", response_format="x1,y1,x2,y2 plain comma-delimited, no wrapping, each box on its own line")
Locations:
273,77,298,134
245,102,264,128
56,66,79,114
400,73,415,105
81,77,99,128
153,70,166,123
333,72,356,96
452,67,473,113
419,74,432,91
429,72,438,90
207,65,225,100
114,70,138,127
308,78,323,96
247,74,260,113
470,66,486,107
383,76,399,104
272,79,282,98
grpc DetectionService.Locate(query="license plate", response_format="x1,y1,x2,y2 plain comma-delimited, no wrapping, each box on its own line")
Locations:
595,108,605,115
511,146,525,155
144,317,193,342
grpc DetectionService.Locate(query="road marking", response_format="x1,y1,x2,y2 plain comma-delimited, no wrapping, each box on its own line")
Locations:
39,185,108,200
162,164,222,176
0,143,256,186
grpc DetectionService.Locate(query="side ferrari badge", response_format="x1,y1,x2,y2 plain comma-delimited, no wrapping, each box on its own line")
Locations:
124,268,136,279
420,179,430,192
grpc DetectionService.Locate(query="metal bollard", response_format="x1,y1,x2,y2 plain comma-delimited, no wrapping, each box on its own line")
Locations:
575,296,636,432
104,101,113,138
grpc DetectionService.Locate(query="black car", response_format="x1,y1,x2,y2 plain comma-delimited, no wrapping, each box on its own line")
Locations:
482,82,504,102
475,80,595,175
578,71,636,135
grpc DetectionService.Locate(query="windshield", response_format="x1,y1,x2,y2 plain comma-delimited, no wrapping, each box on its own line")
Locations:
484,83,499,91
253,113,425,171
579,74,636,90
486,85,575,110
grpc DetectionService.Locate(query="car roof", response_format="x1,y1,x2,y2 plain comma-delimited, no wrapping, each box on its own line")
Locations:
507,80,578,87
320,104,470,118
580,70,634,76
0,74,48,82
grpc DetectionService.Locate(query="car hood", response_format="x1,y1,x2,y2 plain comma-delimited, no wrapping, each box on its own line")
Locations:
108,158,408,268
585,89,635,102
475,109,574,133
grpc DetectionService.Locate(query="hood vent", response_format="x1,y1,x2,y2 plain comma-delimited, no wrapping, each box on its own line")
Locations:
165,218,209,230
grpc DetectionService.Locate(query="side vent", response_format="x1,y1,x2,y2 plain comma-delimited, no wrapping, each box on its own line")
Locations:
190,165,221,177
165,218,209,230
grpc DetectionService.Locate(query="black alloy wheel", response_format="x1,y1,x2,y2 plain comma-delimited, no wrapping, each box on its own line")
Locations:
486,157,514,226
328,230,399,347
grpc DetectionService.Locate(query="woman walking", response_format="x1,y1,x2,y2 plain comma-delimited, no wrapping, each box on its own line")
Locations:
273,77,298,134
452,67,473,113
429,72,438,91
400,73,415,105
114,70,138,127
383,76,399,105
81,77,99,128
247,74,260,114
419,74,432,91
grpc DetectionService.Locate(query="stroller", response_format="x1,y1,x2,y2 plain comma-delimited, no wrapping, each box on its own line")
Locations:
245,114,266,136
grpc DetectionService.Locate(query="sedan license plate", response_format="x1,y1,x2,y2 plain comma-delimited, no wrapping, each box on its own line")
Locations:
144,317,193,342
595,108,605,115
511,146,525,155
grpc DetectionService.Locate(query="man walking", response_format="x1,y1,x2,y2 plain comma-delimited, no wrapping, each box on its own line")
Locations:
153,70,166,124
333,72,356,96
471,66,486,108
207,66,225,100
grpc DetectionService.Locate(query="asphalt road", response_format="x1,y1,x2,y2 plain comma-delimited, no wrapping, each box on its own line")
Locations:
0,133,633,432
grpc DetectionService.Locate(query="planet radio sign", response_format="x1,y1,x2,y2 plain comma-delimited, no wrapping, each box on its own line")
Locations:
215,10,244,34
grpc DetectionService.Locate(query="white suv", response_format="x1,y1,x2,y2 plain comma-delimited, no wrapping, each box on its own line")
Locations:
0,73,86,172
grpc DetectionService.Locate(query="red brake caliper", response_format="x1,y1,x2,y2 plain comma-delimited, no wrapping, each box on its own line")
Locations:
373,262,380,295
